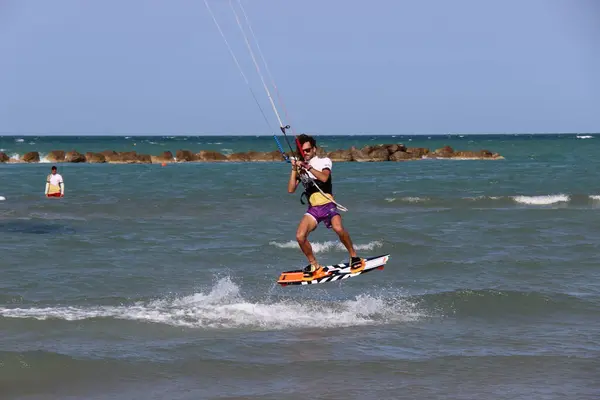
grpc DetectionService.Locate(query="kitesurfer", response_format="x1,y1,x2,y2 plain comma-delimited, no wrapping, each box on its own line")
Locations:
288,134,365,279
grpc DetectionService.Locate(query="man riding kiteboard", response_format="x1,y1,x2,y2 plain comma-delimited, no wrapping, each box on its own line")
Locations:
288,134,365,279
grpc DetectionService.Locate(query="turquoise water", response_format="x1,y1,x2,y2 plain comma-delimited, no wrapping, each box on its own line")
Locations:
1,134,599,399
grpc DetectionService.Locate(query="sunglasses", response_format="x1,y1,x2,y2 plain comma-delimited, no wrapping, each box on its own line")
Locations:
302,146,313,153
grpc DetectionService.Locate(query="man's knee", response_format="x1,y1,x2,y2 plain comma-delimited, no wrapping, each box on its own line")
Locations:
333,225,346,236
330,216,344,234
296,230,308,243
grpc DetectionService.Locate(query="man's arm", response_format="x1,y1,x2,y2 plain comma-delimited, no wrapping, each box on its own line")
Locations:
288,162,300,193
304,157,332,183
306,165,330,183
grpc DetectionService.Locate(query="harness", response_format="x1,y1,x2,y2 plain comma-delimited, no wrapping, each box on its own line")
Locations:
296,166,348,212
298,169,330,205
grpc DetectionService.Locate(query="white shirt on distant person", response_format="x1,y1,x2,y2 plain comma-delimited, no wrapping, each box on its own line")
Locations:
48,173,63,187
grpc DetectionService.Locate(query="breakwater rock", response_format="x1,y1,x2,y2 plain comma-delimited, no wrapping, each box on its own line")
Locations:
0,144,504,164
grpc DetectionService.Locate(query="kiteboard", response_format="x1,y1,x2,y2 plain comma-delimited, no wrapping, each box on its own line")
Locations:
276,254,390,286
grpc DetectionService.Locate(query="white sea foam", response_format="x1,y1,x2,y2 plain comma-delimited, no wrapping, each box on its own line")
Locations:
464,195,503,201
464,196,486,200
0,277,421,329
512,194,570,205
589,195,600,201
576,135,593,139
15,138,24,143
385,196,428,203
0,196,5,201
269,240,383,253
402,196,428,203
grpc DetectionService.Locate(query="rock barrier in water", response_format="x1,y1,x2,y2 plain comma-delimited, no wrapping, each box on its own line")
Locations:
0,144,504,164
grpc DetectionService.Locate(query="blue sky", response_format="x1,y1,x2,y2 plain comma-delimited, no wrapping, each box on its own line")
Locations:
0,0,598,136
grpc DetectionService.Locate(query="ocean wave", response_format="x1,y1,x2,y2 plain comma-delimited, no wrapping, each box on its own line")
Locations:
0,350,95,370
1,283,595,329
0,277,421,330
28,212,87,221
576,135,593,139
382,194,600,207
415,288,596,317
385,196,429,203
38,152,50,163
0,293,24,303
269,240,383,253
511,194,570,205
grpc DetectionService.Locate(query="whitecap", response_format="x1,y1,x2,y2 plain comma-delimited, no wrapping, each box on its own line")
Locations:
269,240,383,253
0,277,421,329
512,194,570,205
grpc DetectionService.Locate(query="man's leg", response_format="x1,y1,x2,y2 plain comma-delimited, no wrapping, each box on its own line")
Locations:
330,215,364,271
296,214,318,266
330,215,357,257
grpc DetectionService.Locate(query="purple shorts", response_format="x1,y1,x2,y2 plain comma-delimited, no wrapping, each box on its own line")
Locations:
306,203,340,229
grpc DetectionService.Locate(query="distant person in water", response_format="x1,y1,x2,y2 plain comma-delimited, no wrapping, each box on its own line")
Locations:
45,166,64,197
